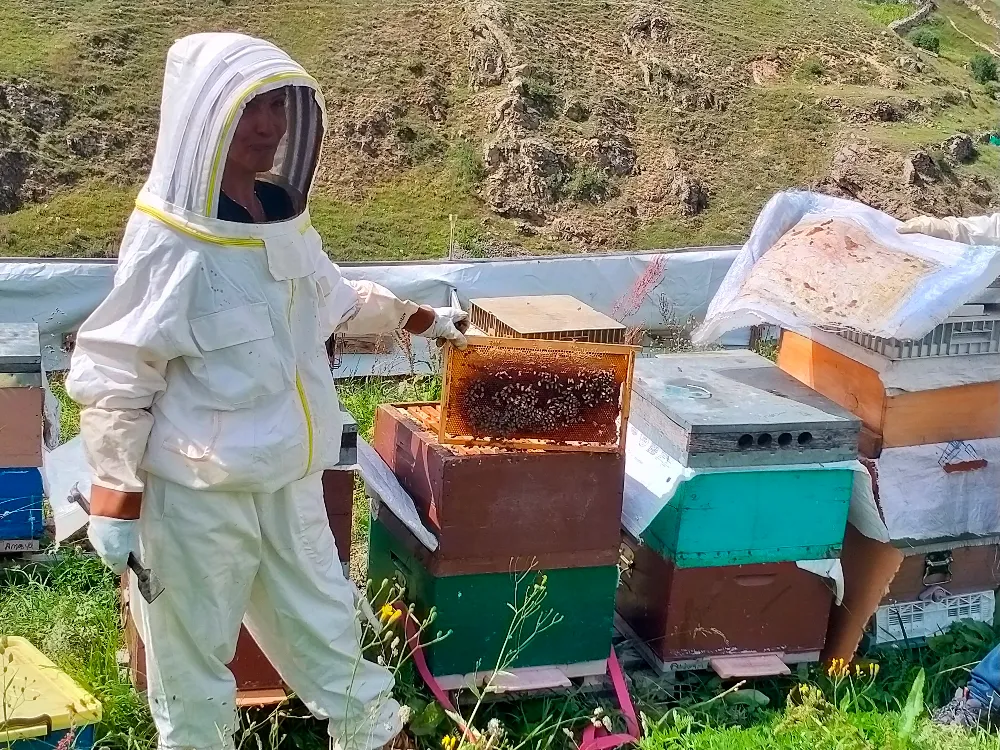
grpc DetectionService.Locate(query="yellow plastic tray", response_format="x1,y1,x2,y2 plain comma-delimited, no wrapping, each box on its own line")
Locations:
0,636,102,741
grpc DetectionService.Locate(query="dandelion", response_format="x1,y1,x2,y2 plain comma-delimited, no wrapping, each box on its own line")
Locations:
487,719,502,737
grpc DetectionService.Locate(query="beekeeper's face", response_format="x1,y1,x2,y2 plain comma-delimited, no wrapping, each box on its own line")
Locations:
228,88,288,174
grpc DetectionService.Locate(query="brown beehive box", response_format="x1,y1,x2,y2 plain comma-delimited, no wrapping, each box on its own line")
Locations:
617,535,833,665
322,468,354,565
884,543,1000,604
373,403,625,573
469,295,627,344
0,373,43,467
778,330,1000,448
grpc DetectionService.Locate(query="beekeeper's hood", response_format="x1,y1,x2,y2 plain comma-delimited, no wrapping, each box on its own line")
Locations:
138,32,325,223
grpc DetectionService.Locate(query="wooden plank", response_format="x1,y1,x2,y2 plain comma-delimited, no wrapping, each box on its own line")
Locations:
777,330,887,434
710,654,790,679
235,689,288,707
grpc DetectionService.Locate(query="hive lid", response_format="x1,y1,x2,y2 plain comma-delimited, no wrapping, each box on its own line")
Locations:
469,295,626,343
633,350,859,434
0,324,41,372
0,636,103,741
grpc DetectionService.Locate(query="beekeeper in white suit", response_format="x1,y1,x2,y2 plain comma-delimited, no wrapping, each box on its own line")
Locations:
66,32,467,750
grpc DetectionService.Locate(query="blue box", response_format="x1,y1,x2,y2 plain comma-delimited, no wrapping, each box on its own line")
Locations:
0,467,44,540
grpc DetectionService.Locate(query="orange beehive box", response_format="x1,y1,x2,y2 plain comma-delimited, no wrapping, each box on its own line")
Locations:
777,330,1000,448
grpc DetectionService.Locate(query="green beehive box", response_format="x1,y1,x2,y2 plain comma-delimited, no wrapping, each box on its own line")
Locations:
367,519,618,677
626,461,854,568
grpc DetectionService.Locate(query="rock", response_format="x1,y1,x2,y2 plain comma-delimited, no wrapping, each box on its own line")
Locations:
0,80,70,132
662,147,681,171
590,132,638,177
670,172,708,216
896,56,924,74
467,1,514,90
564,98,590,122
903,150,940,185
64,118,129,159
411,76,448,122
489,93,540,132
624,11,671,45
943,134,976,164
483,136,570,222
0,148,31,213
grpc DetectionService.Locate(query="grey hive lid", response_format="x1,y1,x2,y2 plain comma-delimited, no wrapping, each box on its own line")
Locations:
632,350,860,434
0,324,41,372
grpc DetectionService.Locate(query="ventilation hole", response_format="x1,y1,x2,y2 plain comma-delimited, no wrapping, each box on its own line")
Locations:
757,433,773,447
778,433,793,447
737,434,753,449
798,432,813,445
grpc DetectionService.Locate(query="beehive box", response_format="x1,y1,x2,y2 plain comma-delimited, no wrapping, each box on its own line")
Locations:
373,403,624,571
367,517,618,677
778,330,1000,448
628,461,854,567
0,637,102,750
0,467,44,543
630,351,861,468
883,543,1000,604
617,536,833,664
439,335,637,452
468,295,627,344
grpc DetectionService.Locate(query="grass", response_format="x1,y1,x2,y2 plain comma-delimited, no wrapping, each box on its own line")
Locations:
860,1,915,26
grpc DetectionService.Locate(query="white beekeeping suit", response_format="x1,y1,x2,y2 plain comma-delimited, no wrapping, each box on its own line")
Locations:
899,214,1000,244
66,32,463,750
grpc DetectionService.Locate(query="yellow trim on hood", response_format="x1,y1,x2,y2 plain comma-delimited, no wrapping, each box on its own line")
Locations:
205,71,320,218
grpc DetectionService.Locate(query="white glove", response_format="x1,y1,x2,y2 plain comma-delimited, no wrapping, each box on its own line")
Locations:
898,214,1000,245
415,307,469,349
87,516,138,575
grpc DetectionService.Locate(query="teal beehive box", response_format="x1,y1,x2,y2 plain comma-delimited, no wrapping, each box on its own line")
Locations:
623,426,856,568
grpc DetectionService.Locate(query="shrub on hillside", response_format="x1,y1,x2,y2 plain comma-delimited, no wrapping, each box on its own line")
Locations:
971,53,999,85
799,57,825,79
908,28,940,54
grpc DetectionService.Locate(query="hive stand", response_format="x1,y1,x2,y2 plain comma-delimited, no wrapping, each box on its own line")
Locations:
630,350,861,469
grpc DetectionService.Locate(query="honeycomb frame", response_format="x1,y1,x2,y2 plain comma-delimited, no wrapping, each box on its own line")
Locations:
439,335,638,452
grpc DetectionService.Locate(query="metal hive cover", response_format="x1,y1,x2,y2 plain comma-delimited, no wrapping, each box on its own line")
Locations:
633,350,859,434
0,324,41,372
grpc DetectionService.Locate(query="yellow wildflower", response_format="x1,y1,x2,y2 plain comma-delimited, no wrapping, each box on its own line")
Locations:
379,604,396,622
442,736,458,750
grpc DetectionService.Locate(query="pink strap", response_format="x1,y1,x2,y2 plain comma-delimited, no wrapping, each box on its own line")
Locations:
395,603,638,749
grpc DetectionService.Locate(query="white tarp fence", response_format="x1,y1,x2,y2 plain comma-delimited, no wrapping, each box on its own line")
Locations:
0,249,741,372
694,191,1000,345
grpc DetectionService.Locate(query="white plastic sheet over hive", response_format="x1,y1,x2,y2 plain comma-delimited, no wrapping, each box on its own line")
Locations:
694,191,1000,345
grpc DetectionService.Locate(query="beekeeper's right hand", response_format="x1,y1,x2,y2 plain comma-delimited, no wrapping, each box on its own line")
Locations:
87,486,142,575
898,214,1000,244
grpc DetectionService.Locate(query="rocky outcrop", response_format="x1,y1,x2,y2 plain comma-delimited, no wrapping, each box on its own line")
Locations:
889,2,936,36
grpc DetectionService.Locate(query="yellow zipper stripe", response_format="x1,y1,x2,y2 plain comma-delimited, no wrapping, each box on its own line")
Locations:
287,280,315,475
135,202,265,247
296,372,315,474
205,71,319,217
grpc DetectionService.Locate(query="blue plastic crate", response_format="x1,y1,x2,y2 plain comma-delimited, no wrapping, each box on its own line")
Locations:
0,467,43,539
